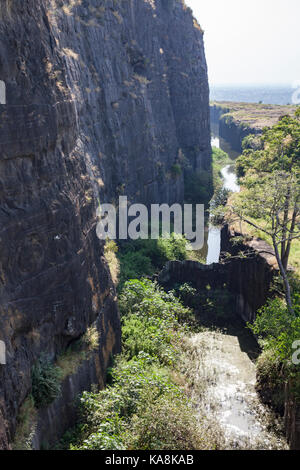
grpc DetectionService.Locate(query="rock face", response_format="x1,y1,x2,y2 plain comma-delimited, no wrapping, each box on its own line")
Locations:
159,225,276,323
210,104,258,154
285,381,300,450
0,0,211,448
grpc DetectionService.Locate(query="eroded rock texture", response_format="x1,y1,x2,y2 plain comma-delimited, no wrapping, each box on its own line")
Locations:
0,0,210,448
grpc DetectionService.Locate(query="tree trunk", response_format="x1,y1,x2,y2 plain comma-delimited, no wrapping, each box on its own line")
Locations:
281,204,298,271
280,188,290,266
273,237,294,316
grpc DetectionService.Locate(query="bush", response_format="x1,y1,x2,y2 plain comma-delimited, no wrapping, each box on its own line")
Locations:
32,355,62,408
60,276,227,451
69,353,214,451
69,355,181,450
256,350,286,415
171,163,182,177
249,296,300,362
126,393,207,450
118,250,154,289
122,315,177,364
118,234,190,289
119,279,193,327
242,134,263,151
184,170,213,206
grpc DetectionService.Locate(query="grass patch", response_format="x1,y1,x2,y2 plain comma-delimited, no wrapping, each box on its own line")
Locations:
56,326,99,381
117,234,190,290
12,396,38,450
104,240,120,285
211,146,232,189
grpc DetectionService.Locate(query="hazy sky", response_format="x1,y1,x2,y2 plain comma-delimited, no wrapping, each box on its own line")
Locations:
186,0,300,85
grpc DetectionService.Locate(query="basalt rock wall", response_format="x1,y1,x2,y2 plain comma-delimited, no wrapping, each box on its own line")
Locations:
210,103,258,154
0,0,211,448
159,226,276,323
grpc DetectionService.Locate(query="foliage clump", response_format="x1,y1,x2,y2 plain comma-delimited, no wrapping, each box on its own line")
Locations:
60,280,224,450
32,355,62,408
118,233,189,290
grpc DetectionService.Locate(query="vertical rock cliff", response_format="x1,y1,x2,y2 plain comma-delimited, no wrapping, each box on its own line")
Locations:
0,0,210,448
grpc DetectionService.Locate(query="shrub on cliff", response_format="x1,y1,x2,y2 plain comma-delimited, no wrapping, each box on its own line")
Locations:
184,170,213,206
31,355,62,408
118,234,190,289
249,296,300,362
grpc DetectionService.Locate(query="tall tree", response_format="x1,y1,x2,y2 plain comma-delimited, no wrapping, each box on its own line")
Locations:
231,110,300,315
229,171,299,315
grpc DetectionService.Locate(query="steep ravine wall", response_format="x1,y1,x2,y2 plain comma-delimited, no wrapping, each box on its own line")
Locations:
210,104,258,154
0,0,211,449
158,229,276,324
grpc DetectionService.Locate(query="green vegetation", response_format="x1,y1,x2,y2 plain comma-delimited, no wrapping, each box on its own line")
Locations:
59,280,224,450
117,234,190,290
56,326,99,381
32,327,99,408
171,163,182,178
250,292,300,362
32,355,62,408
231,111,300,313
228,110,300,409
13,325,100,449
12,395,37,450
255,349,286,414
184,169,213,206
236,112,300,178
249,289,300,408
211,146,232,189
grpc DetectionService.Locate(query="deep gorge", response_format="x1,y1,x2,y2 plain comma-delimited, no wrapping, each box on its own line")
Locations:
0,0,211,449
0,0,299,452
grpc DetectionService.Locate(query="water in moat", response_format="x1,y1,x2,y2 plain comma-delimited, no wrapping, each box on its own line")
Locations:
190,326,287,449
205,128,240,265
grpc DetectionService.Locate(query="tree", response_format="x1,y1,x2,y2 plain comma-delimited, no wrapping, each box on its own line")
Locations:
231,111,300,315
236,111,300,177
230,171,299,315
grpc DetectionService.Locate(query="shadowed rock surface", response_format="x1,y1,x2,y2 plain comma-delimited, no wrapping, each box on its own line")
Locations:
0,0,211,448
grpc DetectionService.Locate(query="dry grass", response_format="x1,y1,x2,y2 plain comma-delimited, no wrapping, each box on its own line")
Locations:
12,396,37,450
112,10,123,24
104,240,120,285
62,47,79,60
62,0,82,16
211,101,297,131
193,18,204,33
133,74,151,86
227,202,300,275
56,326,99,381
